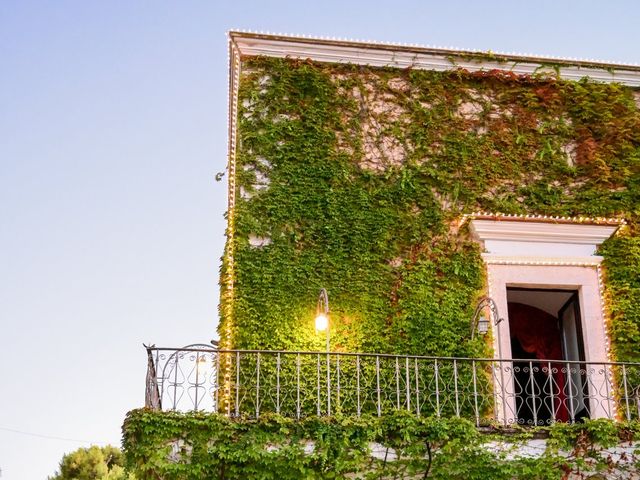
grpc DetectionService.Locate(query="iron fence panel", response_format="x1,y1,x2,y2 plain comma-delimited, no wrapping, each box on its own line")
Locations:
145,346,640,425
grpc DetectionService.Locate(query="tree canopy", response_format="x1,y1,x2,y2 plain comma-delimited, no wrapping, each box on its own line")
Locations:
49,445,133,480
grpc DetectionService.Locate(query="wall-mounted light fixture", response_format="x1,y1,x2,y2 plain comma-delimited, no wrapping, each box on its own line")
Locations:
315,288,330,352
471,296,506,421
471,296,503,340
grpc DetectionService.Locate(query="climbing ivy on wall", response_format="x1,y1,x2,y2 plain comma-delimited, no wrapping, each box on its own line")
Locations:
221,56,640,360
600,236,640,362
123,409,640,479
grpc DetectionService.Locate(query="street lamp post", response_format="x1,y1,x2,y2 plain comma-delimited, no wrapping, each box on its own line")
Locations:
315,288,330,352
315,288,331,414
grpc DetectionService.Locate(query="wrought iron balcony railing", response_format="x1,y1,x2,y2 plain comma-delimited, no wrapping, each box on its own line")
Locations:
145,345,640,426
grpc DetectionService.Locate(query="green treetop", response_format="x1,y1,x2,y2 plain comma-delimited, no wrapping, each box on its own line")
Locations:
49,445,134,480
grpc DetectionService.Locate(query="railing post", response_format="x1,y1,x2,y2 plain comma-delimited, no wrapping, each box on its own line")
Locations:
491,360,500,424
194,353,201,411
622,365,630,422
172,351,180,411
327,352,331,416
415,358,420,417
256,352,261,418
214,351,220,414
499,359,507,426
472,360,479,427
547,361,556,423
336,354,341,413
356,354,361,417
296,353,301,420
453,359,460,417
529,361,537,426
376,355,381,417
235,351,240,417
276,352,281,414
144,346,161,410
225,351,231,417
604,364,613,419
434,359,440,417
395,356,400,410
405,357,410,412
317,354,321,416
566,362,575,423
155,348,162,400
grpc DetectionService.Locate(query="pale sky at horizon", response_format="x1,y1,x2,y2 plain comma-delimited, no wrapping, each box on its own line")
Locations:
2,1,640,478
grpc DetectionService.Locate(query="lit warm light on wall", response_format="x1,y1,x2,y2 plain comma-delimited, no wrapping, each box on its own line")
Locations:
315,313,328,332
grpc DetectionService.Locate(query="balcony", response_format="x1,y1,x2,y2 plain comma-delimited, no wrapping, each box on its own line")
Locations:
144,345,640,426
145,345,640,426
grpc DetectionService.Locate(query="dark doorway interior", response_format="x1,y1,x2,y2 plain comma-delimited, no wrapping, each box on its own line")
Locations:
507,288,588,424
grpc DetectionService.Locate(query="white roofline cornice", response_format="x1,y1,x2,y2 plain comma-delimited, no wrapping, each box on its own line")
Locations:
229,31,640,87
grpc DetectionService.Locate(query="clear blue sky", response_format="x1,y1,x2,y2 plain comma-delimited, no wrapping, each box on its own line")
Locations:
1,1,639,478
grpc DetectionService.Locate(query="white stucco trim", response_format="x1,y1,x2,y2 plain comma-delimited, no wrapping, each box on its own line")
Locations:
471,219,618,257
230,31,640,87
471,219,618,243
487,263,615,422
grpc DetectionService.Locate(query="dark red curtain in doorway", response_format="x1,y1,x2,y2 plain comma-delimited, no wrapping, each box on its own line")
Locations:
508,303,569,422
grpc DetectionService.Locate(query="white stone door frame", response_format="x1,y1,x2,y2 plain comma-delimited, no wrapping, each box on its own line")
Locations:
468,215,621,423
486,259,613,422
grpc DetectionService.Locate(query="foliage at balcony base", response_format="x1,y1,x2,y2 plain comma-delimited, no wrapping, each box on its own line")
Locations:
123,409,640,479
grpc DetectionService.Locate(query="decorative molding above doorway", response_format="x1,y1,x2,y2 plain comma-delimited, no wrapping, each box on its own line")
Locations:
469,216,621,259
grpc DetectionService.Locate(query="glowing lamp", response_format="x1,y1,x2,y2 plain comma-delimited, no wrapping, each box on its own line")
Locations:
315,313,329,332
316,288,330,352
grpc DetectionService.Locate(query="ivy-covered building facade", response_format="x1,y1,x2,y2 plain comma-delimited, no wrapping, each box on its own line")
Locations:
123,33,640,478
222,32,640,362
